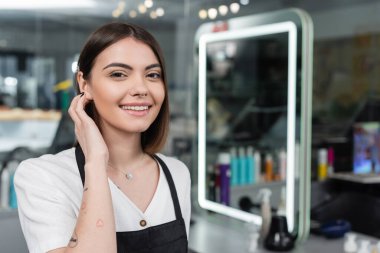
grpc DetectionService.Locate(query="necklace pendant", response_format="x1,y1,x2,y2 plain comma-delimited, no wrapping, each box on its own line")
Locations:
125,173,133,180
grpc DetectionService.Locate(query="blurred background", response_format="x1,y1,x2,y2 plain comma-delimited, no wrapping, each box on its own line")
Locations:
0,0,380,252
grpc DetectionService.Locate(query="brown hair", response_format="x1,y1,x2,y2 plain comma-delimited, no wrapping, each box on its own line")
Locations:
76,22,169,154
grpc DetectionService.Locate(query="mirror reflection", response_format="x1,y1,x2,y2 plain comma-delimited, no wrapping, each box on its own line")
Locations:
205,32,291,204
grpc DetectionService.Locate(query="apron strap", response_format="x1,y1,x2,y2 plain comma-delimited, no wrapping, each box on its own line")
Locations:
152,154,183,220
75,144,85,186
75,145,183,220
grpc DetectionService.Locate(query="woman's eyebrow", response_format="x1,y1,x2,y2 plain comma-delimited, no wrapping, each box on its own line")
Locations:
103,62,132,70
102,62,161,71
145,63,161,70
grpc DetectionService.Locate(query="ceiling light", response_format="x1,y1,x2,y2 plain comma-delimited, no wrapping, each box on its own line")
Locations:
0,0,95,9
240,0,249,5
112,9,122,18
230,3,240,14
71,62,78,73
138,3,147,13
208,8,217,19
150,10,157,19
156,7,164,17
129,10,137,18
144,0,153,8
218,5,228,16
199,9,207,19
4,77,18,87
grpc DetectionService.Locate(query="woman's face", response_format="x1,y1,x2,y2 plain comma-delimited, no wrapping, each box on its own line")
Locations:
79,37,165,134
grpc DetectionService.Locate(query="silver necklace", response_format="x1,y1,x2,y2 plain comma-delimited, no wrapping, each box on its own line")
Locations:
108,154,145,181
108,163,135,180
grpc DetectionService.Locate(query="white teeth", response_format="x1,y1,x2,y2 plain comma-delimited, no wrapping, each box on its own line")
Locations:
121,105,149,111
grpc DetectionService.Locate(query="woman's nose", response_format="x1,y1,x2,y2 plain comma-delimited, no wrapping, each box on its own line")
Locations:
129,75,148,97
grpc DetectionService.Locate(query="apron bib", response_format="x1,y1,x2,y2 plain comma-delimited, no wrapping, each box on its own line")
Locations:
75,146,188,253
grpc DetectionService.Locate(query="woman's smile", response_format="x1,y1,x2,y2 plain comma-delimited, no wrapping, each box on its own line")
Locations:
119,103,152,116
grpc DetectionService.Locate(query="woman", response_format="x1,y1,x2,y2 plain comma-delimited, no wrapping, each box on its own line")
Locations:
15,22,191,253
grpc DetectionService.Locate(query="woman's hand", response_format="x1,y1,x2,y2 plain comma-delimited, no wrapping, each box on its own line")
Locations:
68,93,109,166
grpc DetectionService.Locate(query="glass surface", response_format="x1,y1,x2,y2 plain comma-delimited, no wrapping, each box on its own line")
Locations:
196,9,313,240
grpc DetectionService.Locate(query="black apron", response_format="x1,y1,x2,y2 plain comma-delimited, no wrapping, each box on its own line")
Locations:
75,146,188,253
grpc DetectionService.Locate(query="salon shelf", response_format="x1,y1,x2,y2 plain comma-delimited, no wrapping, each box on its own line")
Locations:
0,109,61,121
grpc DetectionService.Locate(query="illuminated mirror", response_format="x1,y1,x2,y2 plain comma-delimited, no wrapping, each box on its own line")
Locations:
196,9,313,240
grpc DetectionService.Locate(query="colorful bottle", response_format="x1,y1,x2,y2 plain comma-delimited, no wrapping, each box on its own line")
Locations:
230,147,239,186
278,149,287,181
246,146,255,184
254,151,261,184
318,148,328,181
258,188,272,242
327,147,335,176
214,163,221,203
8,161,19,209
238,147,247,185
265,154,273,182
218,152,231,206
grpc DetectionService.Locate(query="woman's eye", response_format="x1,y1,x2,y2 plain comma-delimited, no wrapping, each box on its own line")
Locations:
147,72,161,79
110,72,127,78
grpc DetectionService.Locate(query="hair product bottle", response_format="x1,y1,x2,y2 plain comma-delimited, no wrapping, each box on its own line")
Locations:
327,147,335,176
217,152,231,206
265,154,273,182
254,150,261,183
278,149,287,181
258,188,272,243
230,147,239,186
7,161,19,209
238,147,247,185
246,146,255,184
318,148,328,181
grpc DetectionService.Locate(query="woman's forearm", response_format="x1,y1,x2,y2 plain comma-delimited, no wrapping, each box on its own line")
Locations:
65,161,116,253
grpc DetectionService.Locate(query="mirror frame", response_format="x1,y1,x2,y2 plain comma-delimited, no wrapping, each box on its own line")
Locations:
195,8,313,241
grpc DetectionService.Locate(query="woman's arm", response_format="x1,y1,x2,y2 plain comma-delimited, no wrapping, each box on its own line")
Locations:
48,93,117,253
48,161,116,253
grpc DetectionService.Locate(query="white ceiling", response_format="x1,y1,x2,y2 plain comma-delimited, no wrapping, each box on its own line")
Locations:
0,0,378,31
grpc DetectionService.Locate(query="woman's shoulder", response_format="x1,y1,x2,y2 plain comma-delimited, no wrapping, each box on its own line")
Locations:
155,153,190,181
15,147,78,187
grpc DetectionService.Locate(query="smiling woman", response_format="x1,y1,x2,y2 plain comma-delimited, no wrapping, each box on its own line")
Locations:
14,22,191,253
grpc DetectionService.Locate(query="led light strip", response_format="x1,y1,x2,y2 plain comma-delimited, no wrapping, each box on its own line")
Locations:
198,21,297,228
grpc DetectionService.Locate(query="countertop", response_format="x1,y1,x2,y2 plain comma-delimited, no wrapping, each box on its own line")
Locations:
188,212,378,253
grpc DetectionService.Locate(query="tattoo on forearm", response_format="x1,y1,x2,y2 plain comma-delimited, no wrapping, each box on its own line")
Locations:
81,201,87,212
96,219,104,228
68,231,78,248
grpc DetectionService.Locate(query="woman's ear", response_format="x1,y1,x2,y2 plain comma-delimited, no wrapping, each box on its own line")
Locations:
77,71,93,100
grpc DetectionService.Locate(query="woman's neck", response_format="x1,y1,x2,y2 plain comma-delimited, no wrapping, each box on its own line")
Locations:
102,126,145,168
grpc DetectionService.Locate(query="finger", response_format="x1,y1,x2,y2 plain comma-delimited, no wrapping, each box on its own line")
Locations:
75,93,93,122
68,95,82,125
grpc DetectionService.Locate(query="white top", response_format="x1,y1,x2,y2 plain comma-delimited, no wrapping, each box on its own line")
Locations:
14,148,191,253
